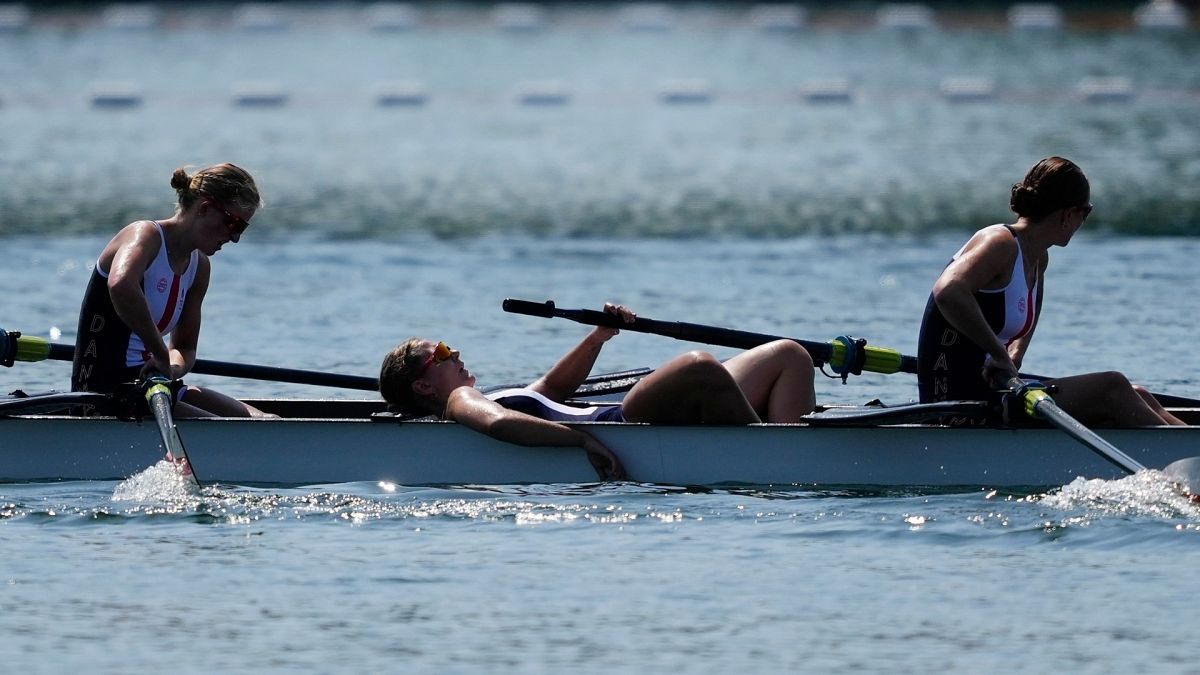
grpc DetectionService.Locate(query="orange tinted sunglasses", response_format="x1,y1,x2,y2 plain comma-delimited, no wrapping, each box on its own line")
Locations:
418,341,454,376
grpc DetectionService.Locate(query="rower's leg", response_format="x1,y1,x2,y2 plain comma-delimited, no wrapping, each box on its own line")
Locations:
622,351,760,424
1049,372,1177,427
1135,386,1187,425
181,386,278,418
721,340,815,422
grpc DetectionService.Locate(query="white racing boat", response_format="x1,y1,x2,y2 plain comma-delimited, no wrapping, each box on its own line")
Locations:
2,392,1198,488
5,318,1200,490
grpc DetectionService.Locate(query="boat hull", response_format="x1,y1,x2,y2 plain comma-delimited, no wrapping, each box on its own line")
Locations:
2,411,1197,488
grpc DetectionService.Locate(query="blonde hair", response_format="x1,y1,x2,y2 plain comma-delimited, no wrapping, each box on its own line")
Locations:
170,163,262,213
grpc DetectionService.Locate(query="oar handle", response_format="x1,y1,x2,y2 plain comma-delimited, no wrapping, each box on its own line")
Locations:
502,299,914,376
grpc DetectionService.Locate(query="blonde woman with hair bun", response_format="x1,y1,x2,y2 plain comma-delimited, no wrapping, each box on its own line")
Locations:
71,163,274,417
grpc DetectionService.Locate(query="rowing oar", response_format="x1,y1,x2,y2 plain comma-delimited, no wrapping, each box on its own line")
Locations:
1007,377,1200,494
142,376,201,489
501,300,1200,405
1,327,377,391
1007,377,1143,474
502,298,912,378
2,325,641,397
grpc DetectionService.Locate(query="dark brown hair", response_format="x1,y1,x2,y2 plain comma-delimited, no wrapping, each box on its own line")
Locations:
170,163,262,213
1010,156,1090,220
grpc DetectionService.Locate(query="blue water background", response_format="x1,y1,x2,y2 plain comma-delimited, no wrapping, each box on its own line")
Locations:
4,4,1200,673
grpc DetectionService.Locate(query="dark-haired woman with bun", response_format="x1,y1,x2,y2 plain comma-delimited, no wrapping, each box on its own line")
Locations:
917,156,1182,427
71,163,273,417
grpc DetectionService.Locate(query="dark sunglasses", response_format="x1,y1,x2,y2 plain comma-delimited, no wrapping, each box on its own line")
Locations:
206,198,250,235
418,341,454,377
1076,203,1093,220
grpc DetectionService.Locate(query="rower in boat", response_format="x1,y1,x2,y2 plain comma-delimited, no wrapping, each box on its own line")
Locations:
917,156,1183,427
379,302,816,479
71,163,274,418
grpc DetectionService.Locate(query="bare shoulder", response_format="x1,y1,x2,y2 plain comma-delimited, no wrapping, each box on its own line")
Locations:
962,225,1018,257
98,220,162,270
445,386,493,417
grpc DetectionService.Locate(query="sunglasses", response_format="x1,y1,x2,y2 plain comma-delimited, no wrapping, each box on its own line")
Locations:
206,198,251,235
1076,203,1093,221
418,341,454,377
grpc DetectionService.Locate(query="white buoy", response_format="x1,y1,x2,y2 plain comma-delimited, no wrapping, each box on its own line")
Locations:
232,81,289,107
364,2,418,31
799,79,854,104
619,3,675,31
749,4,806,32
1007,4,1063,30
101,4,161,30
492,3,546,31
0,4,31,31
374,80,428,106
232,3,288,31
1133,1,1189,30
876,4,936,30
514,80,570,106
939,76,996,102
88,81,144,109
1077,76,1134,103
658,78,712,104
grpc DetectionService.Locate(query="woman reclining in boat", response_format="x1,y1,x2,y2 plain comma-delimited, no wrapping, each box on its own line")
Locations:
916,156,1182,427
379,303,816,480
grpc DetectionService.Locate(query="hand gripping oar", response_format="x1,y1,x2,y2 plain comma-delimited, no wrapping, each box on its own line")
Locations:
502,299,913,379
142,376,201,489
3,326,377,391
1007,377,1200,494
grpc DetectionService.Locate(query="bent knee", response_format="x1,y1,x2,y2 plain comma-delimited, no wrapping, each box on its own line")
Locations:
769,340,814,368
675,350,734,382
1096,370,1133,390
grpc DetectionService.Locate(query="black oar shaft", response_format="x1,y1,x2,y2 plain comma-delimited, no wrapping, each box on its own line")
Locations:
553,304,835,360
24,335,379,391
503,298,918,374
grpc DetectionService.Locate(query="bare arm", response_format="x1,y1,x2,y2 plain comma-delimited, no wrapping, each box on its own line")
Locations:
528,302,633,401
104,222,175,375
445,387,626,480
931,229,1021,378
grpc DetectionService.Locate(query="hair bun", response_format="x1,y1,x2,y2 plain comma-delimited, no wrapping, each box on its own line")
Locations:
170,167,191,192
1010,184,1041,214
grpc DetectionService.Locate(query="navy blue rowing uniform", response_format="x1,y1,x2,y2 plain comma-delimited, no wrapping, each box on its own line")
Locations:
71,221,198,394
917,224,1038,406
486,387,627,423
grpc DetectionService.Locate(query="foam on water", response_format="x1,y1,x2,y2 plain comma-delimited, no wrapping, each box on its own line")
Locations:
111,459,203,507
1039,470,1200,520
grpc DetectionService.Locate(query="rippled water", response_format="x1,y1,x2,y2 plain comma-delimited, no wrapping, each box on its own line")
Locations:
4,468,1200,673
1,3,1198,236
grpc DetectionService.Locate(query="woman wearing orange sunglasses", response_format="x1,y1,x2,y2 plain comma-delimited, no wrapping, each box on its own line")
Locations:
70,163,273,417
379,303,816,479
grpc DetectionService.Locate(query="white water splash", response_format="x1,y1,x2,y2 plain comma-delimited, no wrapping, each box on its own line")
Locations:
111,460,203,506
1040,470,1200,520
